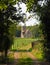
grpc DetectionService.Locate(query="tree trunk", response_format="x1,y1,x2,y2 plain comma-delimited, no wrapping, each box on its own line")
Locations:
5,50,8,58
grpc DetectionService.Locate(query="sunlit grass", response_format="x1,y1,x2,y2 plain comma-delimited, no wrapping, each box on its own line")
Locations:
10,38,33,50
31,42,44,61
8,52,33,64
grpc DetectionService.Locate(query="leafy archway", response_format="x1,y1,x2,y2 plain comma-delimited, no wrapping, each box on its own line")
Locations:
23,0,50,61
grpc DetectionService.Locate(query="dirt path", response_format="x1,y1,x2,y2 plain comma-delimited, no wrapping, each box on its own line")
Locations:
14,52,37,60
27,52,50,65
27,52,37,60
11,52,20,65
13,52,37,61
7,52,50,65
11,52,37,65
14,52,20,59
13,52,50,65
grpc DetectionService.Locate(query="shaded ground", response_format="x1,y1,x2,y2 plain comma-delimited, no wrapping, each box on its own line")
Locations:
0,51,50,65
13,52,50,65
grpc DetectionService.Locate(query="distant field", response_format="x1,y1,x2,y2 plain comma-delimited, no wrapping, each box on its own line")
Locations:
10,38,34,50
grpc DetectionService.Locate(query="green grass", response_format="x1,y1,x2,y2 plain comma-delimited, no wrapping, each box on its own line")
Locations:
10,38,34,50
10,37,42,50
17,58,33,65
31,42,44,61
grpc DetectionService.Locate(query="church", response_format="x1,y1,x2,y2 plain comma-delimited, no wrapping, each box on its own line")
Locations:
21,25,32,38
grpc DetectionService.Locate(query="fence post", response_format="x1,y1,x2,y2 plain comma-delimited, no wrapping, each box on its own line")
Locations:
31,42,34,48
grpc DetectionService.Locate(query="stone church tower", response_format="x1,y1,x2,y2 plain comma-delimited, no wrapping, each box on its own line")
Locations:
21,25,26,38
21,24,32,38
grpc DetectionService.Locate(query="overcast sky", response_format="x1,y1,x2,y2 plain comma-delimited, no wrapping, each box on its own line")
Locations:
14,2,40,26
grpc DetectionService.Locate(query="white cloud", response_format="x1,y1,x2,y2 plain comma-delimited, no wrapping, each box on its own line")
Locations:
18,22,24,26
26,12,30,19
18,18,39,26
25,18,39,26
20,3,27,13
14,2,40,26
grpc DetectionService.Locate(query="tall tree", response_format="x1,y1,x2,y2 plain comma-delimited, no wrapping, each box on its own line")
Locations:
39,1,50,61
23,0,50,61
0,0,17,58
0,0,24,59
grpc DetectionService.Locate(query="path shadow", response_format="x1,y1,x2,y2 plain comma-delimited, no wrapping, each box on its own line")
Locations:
8,59,50,65
10,48,32,52
15,59,50,65
0,57,50,65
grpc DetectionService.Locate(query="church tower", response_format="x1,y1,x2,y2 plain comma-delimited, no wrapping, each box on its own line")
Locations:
21,24,26,38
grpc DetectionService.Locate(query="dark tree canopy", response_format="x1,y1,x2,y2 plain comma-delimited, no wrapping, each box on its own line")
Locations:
0,0,25,58
0,1,17,58
25,0,50,61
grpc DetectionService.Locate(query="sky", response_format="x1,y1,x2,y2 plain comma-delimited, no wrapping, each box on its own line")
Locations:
14,2,40,26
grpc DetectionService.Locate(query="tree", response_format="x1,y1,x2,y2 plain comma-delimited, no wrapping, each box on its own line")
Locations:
31,25,42,38
0,0,24,59
25,0,50,61
0,1,17,58
16,26,21,37
39,1,50,61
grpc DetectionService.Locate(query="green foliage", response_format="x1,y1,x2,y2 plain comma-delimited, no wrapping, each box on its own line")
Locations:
0,0,27,59
31,25,41,38
31,41,44,61
26,0,50,61
37,0,50,61
0,4,17,52
0,0,18,10
9,23,17,36
27,25,42,39
16,26,21,37
0,0,20,59
26,0,39,12
0,1,7,10
26,0,34,11
15,25,42,38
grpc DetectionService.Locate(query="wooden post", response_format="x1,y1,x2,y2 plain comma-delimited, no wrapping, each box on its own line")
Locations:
32,42,34,48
